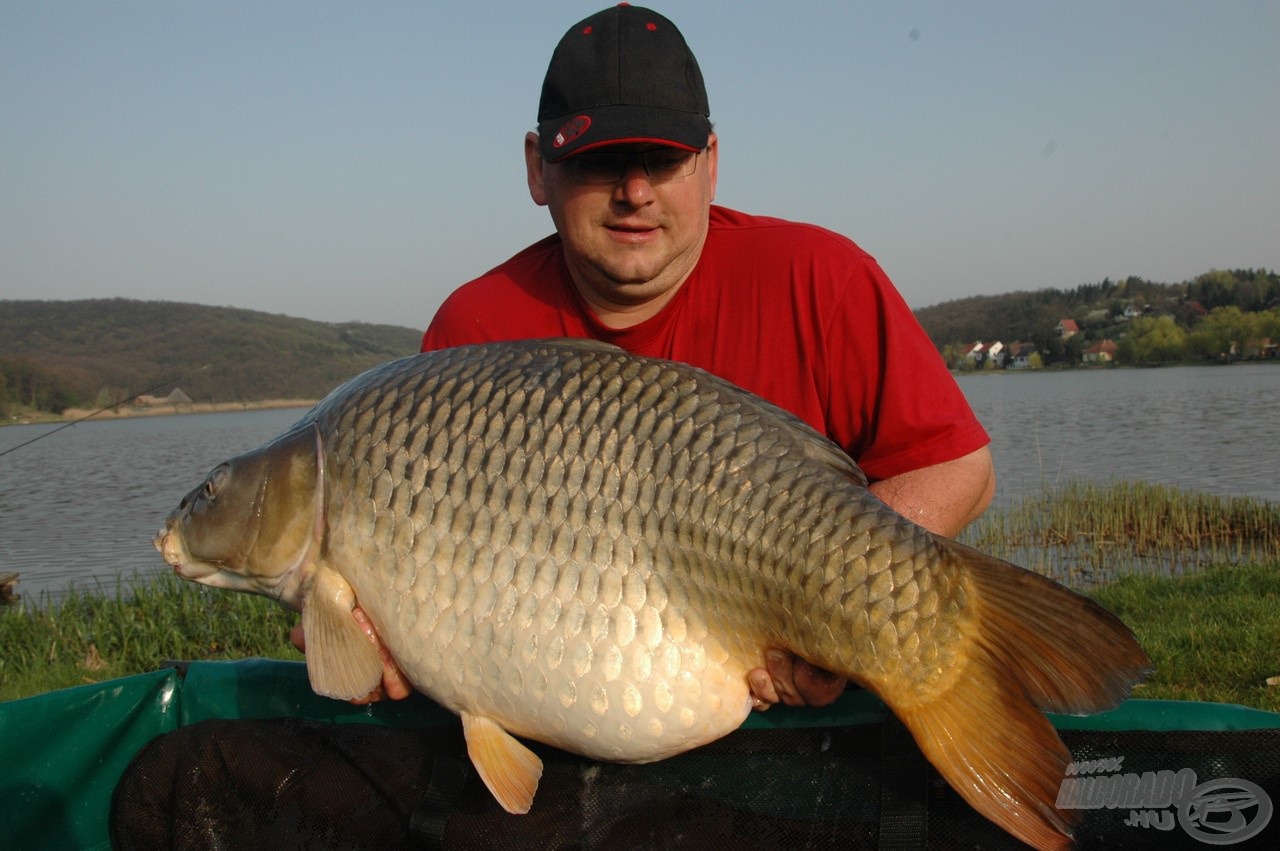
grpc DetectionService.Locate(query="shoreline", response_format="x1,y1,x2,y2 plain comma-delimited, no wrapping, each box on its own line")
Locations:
6,398,317,427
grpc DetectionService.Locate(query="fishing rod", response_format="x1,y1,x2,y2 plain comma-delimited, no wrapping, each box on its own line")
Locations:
0,364,211,458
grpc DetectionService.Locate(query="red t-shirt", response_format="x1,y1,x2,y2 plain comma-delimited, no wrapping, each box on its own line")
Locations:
422,205,988,481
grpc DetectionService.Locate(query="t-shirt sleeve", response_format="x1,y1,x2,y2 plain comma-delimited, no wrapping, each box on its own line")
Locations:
823,258,989,481
421,286,491,352
420,237,576,353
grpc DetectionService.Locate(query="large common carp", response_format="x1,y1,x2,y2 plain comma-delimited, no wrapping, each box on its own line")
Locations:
155,339,1150,849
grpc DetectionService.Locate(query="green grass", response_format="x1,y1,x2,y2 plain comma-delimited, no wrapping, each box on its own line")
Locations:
1087,562,1280,712
0,570,301,702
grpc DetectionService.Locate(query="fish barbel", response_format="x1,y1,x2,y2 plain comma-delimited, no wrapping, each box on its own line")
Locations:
155,339,1150,849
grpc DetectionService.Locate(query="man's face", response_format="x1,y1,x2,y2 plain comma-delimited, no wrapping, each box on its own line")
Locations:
525,133,718,323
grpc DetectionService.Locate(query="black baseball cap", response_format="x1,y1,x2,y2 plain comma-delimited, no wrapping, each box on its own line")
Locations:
537,4,712,162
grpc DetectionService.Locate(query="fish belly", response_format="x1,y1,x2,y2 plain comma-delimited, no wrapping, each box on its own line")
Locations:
346,552,756,762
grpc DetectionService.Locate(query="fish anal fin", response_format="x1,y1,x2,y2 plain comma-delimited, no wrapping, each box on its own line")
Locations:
301,565,382,700
894,661,1076,850
461,712,543,815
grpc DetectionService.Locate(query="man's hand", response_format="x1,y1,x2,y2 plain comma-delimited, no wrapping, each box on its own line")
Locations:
748,649,846,710
289,607,413,704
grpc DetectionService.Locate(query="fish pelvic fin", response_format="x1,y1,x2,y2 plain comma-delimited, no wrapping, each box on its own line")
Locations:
461,712,544,815
301,564,383,700
891,539,1151,851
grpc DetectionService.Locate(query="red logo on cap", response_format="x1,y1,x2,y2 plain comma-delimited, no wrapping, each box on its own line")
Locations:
553,115,592,149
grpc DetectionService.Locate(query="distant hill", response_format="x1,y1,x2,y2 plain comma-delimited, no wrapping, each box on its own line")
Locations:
913,269,1279,366
5,270,1278,415
1,299,423,413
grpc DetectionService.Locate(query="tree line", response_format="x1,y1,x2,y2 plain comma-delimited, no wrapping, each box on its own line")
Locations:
4,272,1277,418
916,268,1279,368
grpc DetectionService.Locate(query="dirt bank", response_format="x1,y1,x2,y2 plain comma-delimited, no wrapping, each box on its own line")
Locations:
12,399,316,426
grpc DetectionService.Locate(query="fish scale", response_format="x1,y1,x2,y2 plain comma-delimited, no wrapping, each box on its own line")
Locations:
157,338,1151,849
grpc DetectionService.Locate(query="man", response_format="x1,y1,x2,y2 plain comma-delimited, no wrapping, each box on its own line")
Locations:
125,8,998,843
305,3,994,710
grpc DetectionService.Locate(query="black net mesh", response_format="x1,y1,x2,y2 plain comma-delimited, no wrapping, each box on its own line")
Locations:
110,717,1279,850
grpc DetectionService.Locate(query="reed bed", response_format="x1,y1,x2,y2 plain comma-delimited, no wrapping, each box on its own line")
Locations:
961,479,1280,587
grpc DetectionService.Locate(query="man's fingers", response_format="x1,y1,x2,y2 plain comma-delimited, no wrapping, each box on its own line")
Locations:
294,609,413,703
289,621,306,653
352,607,413,701
748,667,778,710
793,659,846,707
765,649,805,707
753,650,846,710
378,651,414,700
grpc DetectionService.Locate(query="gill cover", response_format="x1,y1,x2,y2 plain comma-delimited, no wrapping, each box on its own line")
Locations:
172,422,325,604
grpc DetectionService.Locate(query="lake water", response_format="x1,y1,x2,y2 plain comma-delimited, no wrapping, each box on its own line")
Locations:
2,408,313,603
2,364,1277,602
955,363,1280,507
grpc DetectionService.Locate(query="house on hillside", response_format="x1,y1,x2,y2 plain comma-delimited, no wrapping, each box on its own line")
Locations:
1007,342,1038,370
1056,318,1080,339
134,388,193,406
963,341,987,366
1083,339,1119,364
963,341,1005,368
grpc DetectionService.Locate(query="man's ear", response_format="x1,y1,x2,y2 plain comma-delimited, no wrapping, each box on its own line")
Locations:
705,133,719,203
525,132,549,207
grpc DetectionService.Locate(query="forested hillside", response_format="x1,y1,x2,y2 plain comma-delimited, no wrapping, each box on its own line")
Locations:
914,268,1279,367
5,270,1278,418
1,299,422,415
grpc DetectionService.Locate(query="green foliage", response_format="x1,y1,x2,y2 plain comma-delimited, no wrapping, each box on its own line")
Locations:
0,299,423,414
0,571,302,701
1116,315,1188,364
915,268,1279,367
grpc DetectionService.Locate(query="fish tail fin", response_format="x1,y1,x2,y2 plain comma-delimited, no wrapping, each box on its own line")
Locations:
889,539,1151,850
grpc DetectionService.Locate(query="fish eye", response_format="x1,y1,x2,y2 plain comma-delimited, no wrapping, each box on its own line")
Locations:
203,465,230,501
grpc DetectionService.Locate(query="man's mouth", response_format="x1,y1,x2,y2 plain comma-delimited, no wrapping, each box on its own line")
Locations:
606,222,660,241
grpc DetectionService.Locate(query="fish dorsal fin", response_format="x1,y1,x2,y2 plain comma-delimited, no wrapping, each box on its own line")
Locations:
301,564,383,700
461,711,544,814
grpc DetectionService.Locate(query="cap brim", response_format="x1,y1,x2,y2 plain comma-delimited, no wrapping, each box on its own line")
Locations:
539,104,711,162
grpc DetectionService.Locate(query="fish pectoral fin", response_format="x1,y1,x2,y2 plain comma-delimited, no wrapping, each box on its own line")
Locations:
301,566,382,701
461,712,543,815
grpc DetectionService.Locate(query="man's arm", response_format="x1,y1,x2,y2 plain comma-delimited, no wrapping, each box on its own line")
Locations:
869,445,996,539
749,445,996,708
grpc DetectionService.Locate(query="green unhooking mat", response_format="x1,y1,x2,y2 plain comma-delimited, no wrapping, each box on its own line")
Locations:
3,660,1277,849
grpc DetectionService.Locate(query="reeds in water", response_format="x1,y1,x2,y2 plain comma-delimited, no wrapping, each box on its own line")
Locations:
962,480,1280,587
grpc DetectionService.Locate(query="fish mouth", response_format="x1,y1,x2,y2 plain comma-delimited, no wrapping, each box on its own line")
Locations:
153,528,219,581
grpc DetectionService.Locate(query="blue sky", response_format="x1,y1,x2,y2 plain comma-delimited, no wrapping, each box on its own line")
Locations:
3,1,1277,329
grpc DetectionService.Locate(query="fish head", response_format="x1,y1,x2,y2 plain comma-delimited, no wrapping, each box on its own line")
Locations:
154,422,324,610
